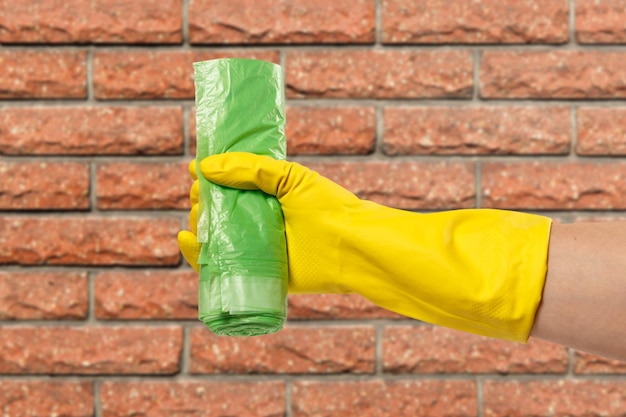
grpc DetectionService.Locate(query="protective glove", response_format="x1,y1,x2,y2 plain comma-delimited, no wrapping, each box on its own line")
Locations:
178,152,552,342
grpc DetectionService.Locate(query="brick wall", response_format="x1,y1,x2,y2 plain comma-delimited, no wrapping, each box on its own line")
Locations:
1,0,625,415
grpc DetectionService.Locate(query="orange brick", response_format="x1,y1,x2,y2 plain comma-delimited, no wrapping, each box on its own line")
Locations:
0,0,181,43
287,50,473,99
288,294,403,320
189,0,374,44
574,351,626,374
383,0,568,44
577,107,626,155
0,381,93,417
576,0,626,43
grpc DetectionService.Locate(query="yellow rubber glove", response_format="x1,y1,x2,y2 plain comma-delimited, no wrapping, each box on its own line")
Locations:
179,153,552,342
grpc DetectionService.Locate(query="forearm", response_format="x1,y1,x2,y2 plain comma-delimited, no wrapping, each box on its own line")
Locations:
530,222,626,361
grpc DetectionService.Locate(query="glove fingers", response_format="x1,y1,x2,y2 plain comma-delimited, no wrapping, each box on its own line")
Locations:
199,152,309,198
189,204,198,235
188,159,198,181
190,180,199,206
177,230,200,273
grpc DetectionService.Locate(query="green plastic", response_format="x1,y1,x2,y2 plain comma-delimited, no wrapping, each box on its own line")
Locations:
193,58,288,336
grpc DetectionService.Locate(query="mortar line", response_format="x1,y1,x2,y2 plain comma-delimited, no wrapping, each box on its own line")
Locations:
375,0,383,47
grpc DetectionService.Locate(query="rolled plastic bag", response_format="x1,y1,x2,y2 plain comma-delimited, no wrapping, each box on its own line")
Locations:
193,58,288,336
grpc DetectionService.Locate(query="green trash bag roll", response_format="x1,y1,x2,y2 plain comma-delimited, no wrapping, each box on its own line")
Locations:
193,58,288,336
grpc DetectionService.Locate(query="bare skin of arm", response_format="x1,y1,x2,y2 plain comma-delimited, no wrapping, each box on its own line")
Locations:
530,222,626,361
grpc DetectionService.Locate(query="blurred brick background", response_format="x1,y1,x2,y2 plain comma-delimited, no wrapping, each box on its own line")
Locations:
1,0,626,416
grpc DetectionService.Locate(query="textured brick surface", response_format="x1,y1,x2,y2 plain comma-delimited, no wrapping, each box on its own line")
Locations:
189,0,374,44
190,326,375,374
0,381,93,417
286,50,473,98
0,50,86,98
292,380,477,417
306,161,475,209
576,0,626,43
97,161,190,209
288,294,403,319
481,51,626,98
100,381,285,417
0,217,181,265
383,326,568,374
574,351,626,374
484,380,626,417
382,0,568,44
0,162,89,209
482,162,626,209
0,107,183,155
95,270,197,319
383,106,570,155
286,107,376,155
577,107,626,155
0,327,182,374
93,50,279,99
0,0,181,43
0,272,87,320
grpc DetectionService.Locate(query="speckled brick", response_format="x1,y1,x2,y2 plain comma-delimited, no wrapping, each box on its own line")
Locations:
0,107,183,155
484,380,626,417
574,351,626,374
286,50,473,99
286,107,376,155
288,294,403,320
576,0,626,44
292,380,477,417
383,326,568,374
93,50,279,99
100,381,285,417
0,272,87,319
189,0,374,44
0,381,93,417
0,326,182,374
96,161,190,209
481,51,626,99
577,107,626,155
482,162,626,209
304,161,476,209
0,217,181,266
0,162,89,209
383,106,570,155
190,325,375,374
382,0,568,44
0,0,181,43
95,270,197,319
0,50,86,98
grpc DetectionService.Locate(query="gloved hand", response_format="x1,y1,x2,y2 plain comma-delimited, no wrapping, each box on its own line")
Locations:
178,152,552,342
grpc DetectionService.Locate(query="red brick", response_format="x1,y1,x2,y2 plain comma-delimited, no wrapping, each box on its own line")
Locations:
305,161,475,209
100,381,285,417
0,217,181,266
383,326,567,374
287,50,473,99
189,0,374,44
484,380,626,417
292,380,477,417
574,351,626,374
0,326,182,374
0,272,87,320
286,106,375,155
190,325,375,374
0,50,86,98
96,161,190,209
0,162,89,209
0,0,181,43
93,51,279,99
384,106,570,155
482,162,626,209
577,107,626,155
0,107,183,155
481,51,626,99
576,0,626,43
383,0,568,44
95,270,197,319
288,294,403,320
0,381,93,417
